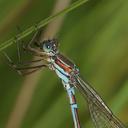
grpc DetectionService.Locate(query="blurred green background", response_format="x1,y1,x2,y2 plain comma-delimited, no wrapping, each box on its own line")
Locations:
0,0,128,128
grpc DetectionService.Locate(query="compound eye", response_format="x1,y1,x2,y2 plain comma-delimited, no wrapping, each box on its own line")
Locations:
43,42,52,52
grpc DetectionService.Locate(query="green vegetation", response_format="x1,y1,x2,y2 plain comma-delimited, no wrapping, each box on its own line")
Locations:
0,0,127,128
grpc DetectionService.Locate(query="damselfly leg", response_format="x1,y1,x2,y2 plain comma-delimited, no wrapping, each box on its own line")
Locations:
3,50,47,76
23,26,48,57
3,28,48,75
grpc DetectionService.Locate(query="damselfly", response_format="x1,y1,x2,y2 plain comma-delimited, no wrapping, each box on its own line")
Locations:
4,29,125,128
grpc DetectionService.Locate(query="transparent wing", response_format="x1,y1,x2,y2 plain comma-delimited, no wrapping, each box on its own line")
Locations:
74,75,125,128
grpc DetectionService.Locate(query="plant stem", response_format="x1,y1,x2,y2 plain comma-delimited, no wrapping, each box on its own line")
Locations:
0,0,88,51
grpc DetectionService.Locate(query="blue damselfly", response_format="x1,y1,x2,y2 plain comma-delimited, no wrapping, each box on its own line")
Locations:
4,30,126,128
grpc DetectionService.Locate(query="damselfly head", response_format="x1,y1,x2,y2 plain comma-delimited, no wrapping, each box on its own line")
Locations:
40,39,59,55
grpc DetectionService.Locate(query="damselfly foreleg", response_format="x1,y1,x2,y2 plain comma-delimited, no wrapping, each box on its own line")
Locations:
24,26,48,57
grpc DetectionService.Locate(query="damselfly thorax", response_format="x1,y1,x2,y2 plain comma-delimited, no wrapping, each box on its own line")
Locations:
47,53,79,84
